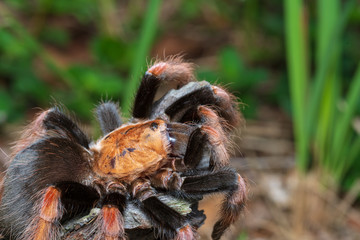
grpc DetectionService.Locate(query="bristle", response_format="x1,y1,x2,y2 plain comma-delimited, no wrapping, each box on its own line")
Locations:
21,187,63,240
95,101,122,135
147,56,196,85
200,125,229,168
212,174,247,240
211,85,243,128
176,225,196,240
11,109,49,157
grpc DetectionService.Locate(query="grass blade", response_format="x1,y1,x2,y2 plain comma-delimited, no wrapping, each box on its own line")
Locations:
284,0,309,171
333,64,360,163
306,0,356,146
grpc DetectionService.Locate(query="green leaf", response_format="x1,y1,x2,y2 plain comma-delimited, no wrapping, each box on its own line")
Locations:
219,46,244,83
91,36,132,69
67,65,123,96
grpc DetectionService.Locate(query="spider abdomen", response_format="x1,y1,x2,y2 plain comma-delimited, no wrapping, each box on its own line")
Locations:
93,120,170,181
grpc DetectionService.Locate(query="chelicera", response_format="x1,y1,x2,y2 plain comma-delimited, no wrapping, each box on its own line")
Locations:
0,57,247,240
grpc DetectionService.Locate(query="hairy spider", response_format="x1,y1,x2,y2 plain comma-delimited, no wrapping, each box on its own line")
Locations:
0,58,247,240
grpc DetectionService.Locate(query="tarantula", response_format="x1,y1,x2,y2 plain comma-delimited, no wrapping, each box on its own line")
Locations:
0,58,246,240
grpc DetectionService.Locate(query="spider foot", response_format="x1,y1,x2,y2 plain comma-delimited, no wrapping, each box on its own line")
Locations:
211,174,247,240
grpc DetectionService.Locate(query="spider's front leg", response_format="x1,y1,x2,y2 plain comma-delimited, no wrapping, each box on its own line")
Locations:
133,58,195,119
149,167,246,240
150,167,246,240
160,108,246,240
132,59,241,128
167,105,231,171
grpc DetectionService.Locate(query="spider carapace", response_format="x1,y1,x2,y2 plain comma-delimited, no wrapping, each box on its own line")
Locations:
0,57,247,240
94,120,170,181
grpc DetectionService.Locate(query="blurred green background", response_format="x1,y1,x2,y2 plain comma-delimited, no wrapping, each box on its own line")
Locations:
1,0,360,238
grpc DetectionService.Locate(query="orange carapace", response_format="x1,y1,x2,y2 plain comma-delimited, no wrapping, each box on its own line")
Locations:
93,120,170,181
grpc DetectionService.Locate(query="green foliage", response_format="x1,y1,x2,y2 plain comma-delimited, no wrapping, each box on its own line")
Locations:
284,0,360,188
237,232,248,240
0,0,162,123
91,36,133,70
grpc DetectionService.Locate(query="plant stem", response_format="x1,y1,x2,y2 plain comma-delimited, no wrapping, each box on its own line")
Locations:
284,0,309,172
122,0,162,116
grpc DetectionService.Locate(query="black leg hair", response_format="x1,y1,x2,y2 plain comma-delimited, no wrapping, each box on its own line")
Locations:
43,107,90,148
141,197,191,239
0,115,94,239
149,168,246,240
133,59,195,119
183,128,210,169
11,108,90,158
131,180,197,240
150,81,240,127
168,108,229,171
132,72,161,119
180,169,246,240
96,101,122,135
180,168,238,195
211,173,246,240
57,182,99,224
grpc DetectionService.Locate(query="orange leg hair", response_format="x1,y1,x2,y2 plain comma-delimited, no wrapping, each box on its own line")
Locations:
95,205,125,240
197,106,230,168
22,186,63,240
212,174,247,240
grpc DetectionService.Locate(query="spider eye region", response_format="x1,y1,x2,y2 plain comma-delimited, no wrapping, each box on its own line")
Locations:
93,120,170,181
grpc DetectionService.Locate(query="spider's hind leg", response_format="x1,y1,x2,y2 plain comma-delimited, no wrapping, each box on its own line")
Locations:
180,169,246,240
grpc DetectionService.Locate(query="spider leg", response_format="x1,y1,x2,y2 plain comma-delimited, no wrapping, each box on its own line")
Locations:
168,106,230,170
151,168,246,240
17,183,100,240
211,173,247,240
131,179,196,240
94,193,127,240
22,186,63,240
184,107,246,239
165,106,245,240
196,106,229,169
11,107,90,156
150,81,240,127
132,59,195,119
181,169,246,240
0,109,98,239
96,101,122,135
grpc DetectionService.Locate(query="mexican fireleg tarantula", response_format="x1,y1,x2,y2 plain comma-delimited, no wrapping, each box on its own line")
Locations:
0,57,246,240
